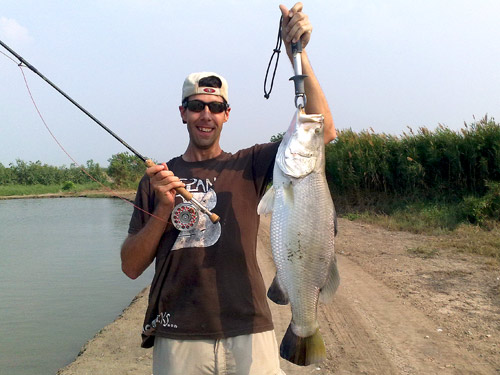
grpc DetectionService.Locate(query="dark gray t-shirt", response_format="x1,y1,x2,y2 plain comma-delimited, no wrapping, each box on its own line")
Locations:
128,142,280,347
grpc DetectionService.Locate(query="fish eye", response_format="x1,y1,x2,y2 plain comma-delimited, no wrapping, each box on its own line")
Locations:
314,128,321,134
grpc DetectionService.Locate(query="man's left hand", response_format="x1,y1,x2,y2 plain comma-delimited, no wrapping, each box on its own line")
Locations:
279,2,313,49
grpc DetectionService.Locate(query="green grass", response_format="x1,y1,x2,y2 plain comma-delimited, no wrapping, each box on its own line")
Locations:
435,222,500,259
407,246,440,259
0,183,103,197
341,200,500,259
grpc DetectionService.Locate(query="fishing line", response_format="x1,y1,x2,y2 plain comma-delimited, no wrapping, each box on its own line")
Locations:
1,50,168,223
0,49,17,64
1,39,220,224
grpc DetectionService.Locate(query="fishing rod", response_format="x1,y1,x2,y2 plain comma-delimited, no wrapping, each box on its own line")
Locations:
0,39,220,224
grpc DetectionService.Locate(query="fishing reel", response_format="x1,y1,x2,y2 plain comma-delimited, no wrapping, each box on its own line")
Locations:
171,202,199,231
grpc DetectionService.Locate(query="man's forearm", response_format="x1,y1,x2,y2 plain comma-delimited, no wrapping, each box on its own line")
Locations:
120,204,170,279
300,50,336,143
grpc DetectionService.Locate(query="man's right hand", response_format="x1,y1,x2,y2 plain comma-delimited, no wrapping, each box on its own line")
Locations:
147,163,185,210
121,163,184,279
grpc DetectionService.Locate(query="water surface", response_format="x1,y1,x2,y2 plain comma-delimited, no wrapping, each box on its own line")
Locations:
0,198,153,375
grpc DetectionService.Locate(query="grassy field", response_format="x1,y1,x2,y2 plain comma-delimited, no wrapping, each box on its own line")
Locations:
343,204,500,260
0,183,103,197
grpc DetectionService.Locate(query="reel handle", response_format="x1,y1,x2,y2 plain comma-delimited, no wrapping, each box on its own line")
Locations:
145,159,220,224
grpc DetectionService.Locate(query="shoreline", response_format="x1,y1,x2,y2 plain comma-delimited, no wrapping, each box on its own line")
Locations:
0,189,136,201
57,287,153,375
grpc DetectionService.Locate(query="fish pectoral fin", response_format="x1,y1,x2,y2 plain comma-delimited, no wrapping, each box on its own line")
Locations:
257,186,275,215
319,254,340,304
283,182,294,205
267,274,289,305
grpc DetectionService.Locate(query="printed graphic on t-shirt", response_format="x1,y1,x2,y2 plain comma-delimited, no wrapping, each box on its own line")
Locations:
171,178,221,250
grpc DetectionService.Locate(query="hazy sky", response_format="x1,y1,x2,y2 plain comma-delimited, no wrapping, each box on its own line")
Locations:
1,0,499,167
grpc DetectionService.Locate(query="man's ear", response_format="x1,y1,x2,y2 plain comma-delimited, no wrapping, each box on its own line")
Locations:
223,107,231,123
179,105,187,124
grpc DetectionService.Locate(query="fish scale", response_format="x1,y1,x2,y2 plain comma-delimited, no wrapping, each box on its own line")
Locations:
273,171,335,334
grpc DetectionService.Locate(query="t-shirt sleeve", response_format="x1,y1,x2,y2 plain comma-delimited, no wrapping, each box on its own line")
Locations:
251,141,280,197
128,174,155,234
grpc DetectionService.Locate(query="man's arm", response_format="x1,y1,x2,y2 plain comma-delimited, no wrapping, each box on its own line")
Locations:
120,163,184,279
120,204,169,279
280,3,336,143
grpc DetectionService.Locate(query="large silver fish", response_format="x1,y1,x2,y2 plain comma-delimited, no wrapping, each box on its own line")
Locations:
258,109,339,366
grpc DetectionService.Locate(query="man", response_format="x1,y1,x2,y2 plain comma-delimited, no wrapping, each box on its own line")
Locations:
121,3,336,374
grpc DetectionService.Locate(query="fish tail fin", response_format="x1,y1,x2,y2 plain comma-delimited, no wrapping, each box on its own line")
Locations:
320,254,340,304
267,274,289,305
257,186,275,215
280,325,326,366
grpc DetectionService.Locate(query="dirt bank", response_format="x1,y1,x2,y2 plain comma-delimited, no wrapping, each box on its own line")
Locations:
0,189,136,201
58,215,500,374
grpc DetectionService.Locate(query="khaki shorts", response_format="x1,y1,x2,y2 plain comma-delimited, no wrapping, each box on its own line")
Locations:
153,330,286,375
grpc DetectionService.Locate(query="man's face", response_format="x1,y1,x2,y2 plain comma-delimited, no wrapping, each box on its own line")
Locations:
179,94,230,150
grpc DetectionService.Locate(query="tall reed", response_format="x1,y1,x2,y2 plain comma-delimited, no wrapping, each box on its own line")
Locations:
326,115,500,202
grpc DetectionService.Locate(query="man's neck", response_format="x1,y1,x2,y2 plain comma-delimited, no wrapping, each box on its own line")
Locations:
182,145,223,162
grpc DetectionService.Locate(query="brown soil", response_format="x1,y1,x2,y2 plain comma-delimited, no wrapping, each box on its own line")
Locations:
58,215,500,374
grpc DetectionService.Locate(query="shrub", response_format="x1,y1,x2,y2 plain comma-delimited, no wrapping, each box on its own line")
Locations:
107,152,145,187
62,181,76,191
326,116,500,201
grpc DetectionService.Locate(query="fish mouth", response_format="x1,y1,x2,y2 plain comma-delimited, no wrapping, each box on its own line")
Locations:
296,151,314,158
290,150,314,158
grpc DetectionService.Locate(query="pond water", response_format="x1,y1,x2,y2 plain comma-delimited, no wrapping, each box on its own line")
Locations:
0,198,154,375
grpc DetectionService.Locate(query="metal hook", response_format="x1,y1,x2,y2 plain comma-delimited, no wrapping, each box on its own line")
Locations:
294,94,307,109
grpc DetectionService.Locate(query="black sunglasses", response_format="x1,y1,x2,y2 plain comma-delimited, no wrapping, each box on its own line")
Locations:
184,100,228,114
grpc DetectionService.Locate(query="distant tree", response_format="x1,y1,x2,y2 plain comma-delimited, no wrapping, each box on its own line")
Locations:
0,163,14,184
83,159,107,184
107,152,145,186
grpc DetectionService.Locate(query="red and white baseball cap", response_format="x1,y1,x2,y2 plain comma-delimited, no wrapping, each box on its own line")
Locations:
182,72,229,103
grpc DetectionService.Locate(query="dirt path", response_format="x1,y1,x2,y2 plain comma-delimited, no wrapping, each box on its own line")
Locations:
58,216,500,374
